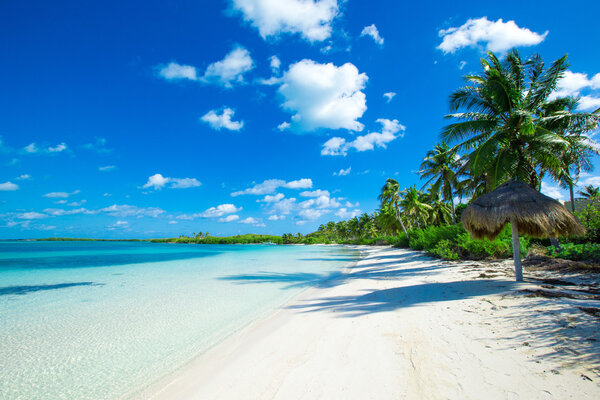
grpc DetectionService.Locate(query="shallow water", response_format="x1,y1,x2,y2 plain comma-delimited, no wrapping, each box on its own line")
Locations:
0,241,358,400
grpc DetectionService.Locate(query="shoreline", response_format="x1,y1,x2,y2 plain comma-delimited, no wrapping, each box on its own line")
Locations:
128,246,365,400
137,246,600,399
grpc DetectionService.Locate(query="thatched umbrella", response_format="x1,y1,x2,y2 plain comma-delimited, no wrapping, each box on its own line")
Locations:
462,181,585,281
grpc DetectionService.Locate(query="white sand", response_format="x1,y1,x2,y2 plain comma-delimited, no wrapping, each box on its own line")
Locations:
143,247,600,400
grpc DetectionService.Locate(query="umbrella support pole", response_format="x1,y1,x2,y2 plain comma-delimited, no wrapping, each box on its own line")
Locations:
510,219,523,282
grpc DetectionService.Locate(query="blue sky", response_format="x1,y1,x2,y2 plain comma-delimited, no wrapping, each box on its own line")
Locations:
1,0,600,239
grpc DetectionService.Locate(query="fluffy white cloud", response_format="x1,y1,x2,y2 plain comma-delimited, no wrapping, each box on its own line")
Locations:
579,96,600,111
268,214,285,221
99,165,116,172
43,190,80,198
277,121,291,131
541,182,565,201
232,178,312,196
67,200,87,207
300,189,329,197
238,217,264,226
158,62,199,81
15,174,31,180
335,207,361,219
0,181,18,191
383,92,396,103
259,193,285,203
202,46,254,87
230,0,339,42
271,197,297,215
24,143,38,153
142,174,201,190
48,143,67,153
437,17,548,54
285,178,312,189
157,46,253,88
269,55,281,73
219,214,240,222
19,211,47,219
278,60,368,132
459,61,467,70
43,208,94,216
333,167,351,176
321,119,405,156
201,108,244,131
360,24,384,45
550,70,600,111
195,204,242,218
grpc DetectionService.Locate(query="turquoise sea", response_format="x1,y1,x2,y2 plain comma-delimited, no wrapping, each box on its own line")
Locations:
0,241,359,399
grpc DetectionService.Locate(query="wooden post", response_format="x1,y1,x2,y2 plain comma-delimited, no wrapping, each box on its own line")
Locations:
510,218,523,282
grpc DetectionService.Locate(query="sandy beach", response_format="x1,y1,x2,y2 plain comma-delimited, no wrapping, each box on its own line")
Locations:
144,246,600,400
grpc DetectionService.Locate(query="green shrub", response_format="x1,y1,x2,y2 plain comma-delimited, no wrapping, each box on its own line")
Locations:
429,239,459,260
547,242,600,262
407,225,463,250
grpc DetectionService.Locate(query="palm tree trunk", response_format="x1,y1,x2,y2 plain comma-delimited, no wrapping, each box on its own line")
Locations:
510,219,523,282
569,182,575,213
450,197,456,224
395,205,409,239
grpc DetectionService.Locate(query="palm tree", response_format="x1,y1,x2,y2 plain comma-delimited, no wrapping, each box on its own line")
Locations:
442,50,599,190
378,178,408,238
424,186,453,226
400,186,431,228
578,185,600,199
419,142,459,222
347,217,360,239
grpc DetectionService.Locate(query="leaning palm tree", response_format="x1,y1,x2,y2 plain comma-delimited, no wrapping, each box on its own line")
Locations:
378,178,409,238
442,50,599,190
420,142,459,222
424,186,453,226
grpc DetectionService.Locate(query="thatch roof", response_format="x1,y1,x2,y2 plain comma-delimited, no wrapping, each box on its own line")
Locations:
462,181,586,240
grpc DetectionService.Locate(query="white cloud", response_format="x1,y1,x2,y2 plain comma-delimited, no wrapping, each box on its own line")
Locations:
142,174,201,190
230,0,339,42
157,46,254,88
82,137,111,154
284,178,312,189
107,220,130,230
541,182,565,201
271,197,297,215
269,55,281,73
300,189,329,197
278,60,368,132
54,200,67,204
99,165,116,172
19,211,47,220
437,17,548,54
360,24,384,45
202,46,254,87
43,190,80,198
259,193,285,203
277,121,291,131
383,92,396,103
298,208,326,220
239,217,260,224
142,174,170,190
15,174,31,180
43,208,94,216
459,60,467,70
335,207,361,219
158,62,199,81
550,70,600,111
24,143,38,153
333,167,351,176
268,214,285,221
100,204,165,218
67,200,87,207
201,108,244,131
168,220,178,224
0,181,18,191
196,204,242,218
47,143,67,153
321,118,405,156
219,214,240,222
232,178,312,196
579,96,600,111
